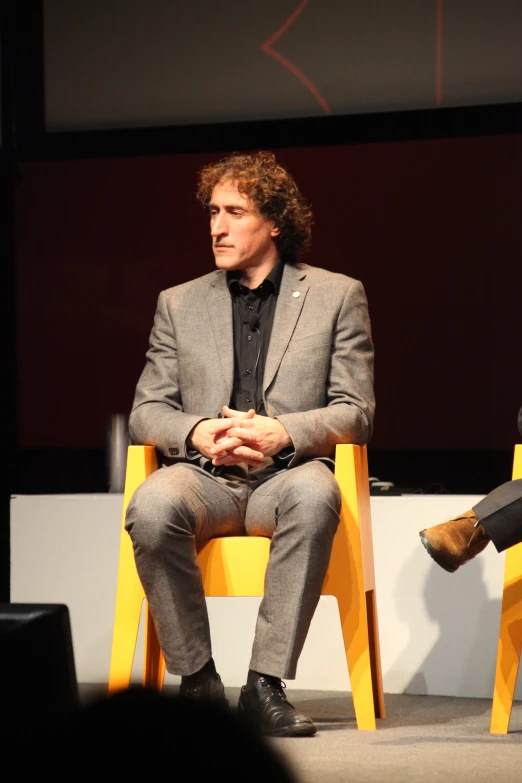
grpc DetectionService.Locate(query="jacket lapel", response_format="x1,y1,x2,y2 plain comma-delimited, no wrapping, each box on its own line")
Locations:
263,263,309,393
205,271,234,397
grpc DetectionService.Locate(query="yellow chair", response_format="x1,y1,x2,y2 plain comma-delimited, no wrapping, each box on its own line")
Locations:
490,444,522,734
109,443,386,730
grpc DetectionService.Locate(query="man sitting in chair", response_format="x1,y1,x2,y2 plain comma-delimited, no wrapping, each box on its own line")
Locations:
420,406,522,572
125,151,375,737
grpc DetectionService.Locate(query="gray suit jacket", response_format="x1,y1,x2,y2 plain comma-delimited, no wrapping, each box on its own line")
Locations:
129,262,375,468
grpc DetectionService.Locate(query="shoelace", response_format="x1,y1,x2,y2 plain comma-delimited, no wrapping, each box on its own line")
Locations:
466,521,485,551
259,676,294,706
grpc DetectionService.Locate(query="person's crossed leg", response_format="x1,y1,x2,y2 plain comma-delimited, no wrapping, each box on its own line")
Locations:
419,478,522,572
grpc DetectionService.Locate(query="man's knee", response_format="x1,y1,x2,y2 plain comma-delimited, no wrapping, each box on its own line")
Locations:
124,477,191,551
279,464,341,533
286,464,340,506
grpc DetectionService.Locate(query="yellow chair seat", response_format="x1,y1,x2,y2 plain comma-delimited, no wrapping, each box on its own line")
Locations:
109,443,386,730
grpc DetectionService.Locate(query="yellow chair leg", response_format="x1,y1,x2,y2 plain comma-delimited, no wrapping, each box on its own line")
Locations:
490,444,522,734
108,446,158,694
365,588,386,719
108,578,144,694
358,445,386,720
490,546,522,733
330,444,385,729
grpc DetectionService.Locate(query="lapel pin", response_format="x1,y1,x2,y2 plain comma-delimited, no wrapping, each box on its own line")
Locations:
292,291,300,298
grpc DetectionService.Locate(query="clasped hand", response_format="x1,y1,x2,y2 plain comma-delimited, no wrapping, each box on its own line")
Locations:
189,405,291,467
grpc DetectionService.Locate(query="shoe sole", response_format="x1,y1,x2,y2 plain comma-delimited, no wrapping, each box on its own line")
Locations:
263,723,317,738
419,530,458,573
237,706,317,737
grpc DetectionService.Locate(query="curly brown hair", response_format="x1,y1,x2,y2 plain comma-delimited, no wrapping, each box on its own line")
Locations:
196,151,312,260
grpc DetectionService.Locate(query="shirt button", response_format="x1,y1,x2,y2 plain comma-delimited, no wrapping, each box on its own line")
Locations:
248,305,254,310
246,398,252,402
246,369,252,374
247,335,252,341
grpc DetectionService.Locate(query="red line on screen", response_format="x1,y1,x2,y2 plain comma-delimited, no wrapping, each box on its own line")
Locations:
435,0,443,105
261,0,332,115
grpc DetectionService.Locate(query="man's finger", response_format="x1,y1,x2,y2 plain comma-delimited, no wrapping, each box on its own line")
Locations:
212,454,263,468
214,431,260,454
211,436,244,455
210,416,254,436
230,445,264,461
212,438,262,457
210,419,239,436
209,419,234,436
223,405,255,419
212,443,263,464
212,454,263,467
225,425,256,438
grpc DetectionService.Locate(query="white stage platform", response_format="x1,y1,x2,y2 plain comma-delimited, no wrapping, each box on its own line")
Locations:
9,493,521,701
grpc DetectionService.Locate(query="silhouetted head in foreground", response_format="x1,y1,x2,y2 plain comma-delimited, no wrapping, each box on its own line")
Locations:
19,686,297,780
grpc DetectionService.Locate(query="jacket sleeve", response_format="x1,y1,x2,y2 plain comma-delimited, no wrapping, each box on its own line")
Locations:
275,279,375,465
128,291,207,459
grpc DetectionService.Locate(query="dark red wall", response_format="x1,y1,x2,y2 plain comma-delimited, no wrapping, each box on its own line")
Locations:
15,135,522,451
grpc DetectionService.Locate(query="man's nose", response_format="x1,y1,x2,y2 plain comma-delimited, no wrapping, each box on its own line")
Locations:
211,213,228,236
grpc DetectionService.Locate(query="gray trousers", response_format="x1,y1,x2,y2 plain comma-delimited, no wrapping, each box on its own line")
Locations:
125,460,341,679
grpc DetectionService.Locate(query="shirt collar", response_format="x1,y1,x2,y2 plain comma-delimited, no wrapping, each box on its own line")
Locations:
227,259,284,296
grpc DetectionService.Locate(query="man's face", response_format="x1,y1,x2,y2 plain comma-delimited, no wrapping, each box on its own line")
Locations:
209,179,280,271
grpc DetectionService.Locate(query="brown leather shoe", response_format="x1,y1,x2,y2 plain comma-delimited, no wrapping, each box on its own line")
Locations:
237,676,317,737
419,509,490,573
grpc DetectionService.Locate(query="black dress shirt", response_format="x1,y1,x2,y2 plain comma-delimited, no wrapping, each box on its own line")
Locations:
186,261,294,486
217,260,294,485
227,261,283,415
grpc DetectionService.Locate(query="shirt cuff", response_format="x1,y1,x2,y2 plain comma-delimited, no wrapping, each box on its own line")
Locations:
275,446,295,463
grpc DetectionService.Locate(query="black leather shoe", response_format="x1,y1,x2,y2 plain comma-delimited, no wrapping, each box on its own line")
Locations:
237,676,316,737
179,671,228,706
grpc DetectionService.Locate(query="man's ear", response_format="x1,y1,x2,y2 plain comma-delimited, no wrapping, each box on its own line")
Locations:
270,224,281,237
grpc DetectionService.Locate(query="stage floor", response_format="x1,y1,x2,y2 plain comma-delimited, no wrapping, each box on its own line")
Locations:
78,686,522,783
